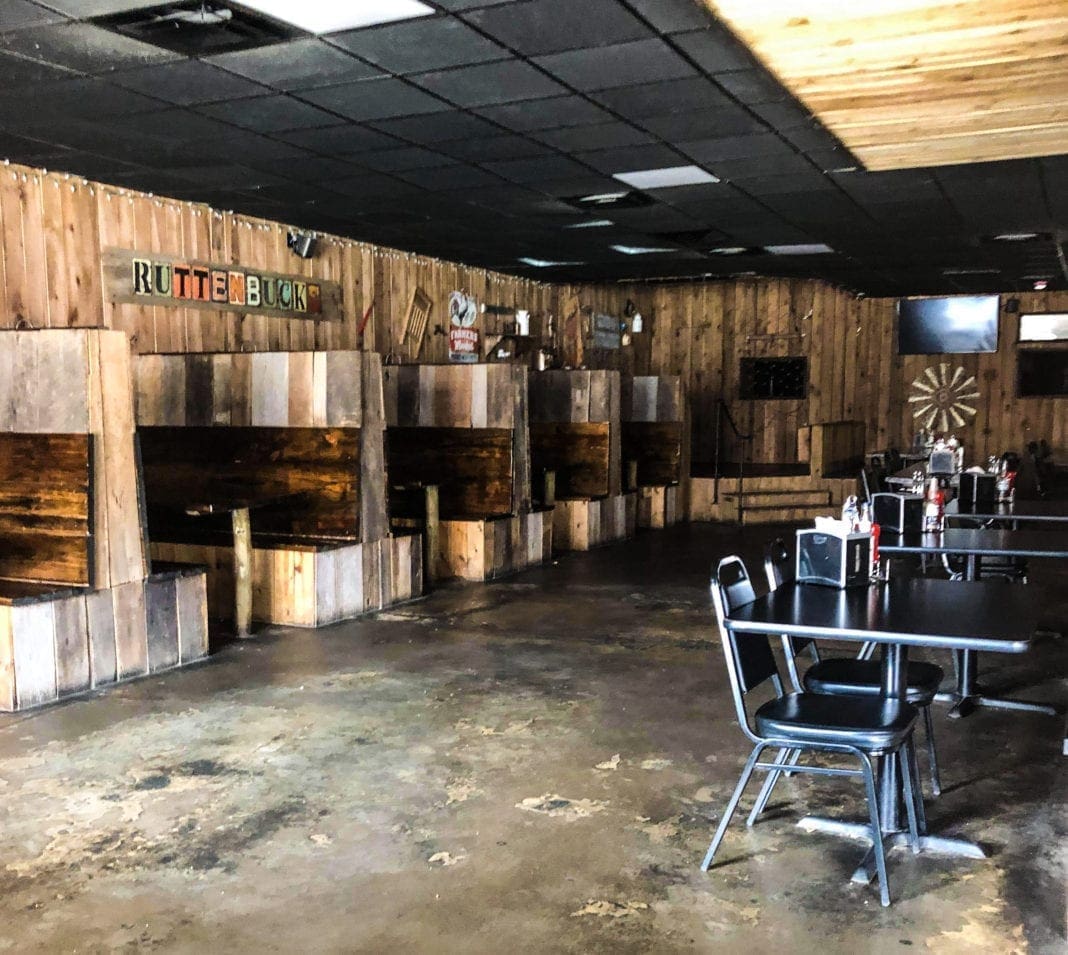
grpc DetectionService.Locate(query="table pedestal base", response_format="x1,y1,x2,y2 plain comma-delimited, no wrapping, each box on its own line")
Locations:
797,816,986,885
942,649,1060,719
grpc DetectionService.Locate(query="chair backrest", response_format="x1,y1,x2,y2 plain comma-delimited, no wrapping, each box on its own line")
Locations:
764,538,816,680
711,556,780,707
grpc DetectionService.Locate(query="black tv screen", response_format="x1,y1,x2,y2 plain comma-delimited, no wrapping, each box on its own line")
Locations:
897,295,999,355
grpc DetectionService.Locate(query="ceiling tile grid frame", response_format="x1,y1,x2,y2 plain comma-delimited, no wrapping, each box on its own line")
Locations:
0,0,1058,294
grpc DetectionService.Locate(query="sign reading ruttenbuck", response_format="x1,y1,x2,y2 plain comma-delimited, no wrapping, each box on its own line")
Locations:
102,248,343,321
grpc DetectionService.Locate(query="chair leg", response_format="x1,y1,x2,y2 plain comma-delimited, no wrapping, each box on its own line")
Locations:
746,747,791,827
859,754,891,907
701,743,765,872
899,741,920,854
906,737,927,835
922,705,942,797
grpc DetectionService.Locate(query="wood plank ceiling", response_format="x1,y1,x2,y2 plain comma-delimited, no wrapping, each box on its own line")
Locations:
703,0,1068,170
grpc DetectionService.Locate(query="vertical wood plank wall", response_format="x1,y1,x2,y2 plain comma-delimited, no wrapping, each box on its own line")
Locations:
0,163,1063,468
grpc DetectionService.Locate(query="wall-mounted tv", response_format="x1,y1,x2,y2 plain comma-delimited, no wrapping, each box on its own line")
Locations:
897,295,999,355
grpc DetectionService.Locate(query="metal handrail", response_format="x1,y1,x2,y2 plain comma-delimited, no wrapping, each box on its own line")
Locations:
714,400,753,524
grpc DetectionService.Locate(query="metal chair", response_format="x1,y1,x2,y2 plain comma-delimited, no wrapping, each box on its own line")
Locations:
765,538,944,797
704,556,921,907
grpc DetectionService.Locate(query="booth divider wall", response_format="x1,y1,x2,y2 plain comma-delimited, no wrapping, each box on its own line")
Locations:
134,350,420,625
383,363,550,581
0,329,208,710
621,374,689,529
528,370,637,551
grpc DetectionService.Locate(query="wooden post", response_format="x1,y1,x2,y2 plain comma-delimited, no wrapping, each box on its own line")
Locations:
625,459,639,492
231,507,252,638
543,469,556,507
423,484,439,588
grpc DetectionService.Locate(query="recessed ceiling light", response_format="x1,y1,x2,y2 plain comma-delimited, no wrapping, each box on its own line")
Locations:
236,0,434,33
518,257,583,267
610,245,676,255
612,165,719,189
564,219,613,229
708,246,749,255
941,267,1000,276
991,232,1041,242
1033,279,1049,290
764,243,835,255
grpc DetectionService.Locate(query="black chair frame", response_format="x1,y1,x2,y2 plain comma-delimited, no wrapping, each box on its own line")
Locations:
704,556,921,907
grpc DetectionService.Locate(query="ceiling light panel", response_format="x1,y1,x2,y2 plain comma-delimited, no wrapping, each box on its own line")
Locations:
236,0,434,34
764,243,835,255
611,245,676,255
564,220,613,229
612,165,719,189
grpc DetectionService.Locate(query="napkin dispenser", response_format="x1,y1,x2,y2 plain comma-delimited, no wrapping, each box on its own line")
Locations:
958,471,997,507
929,449,956,474
796,528,871,588
871,492,924,533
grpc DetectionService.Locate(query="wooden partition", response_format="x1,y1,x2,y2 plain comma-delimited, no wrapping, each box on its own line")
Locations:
621,375,688,529
383,363,549,581
0,329,208,710
134,350,420,624
527,370,635,552
798,421,867,478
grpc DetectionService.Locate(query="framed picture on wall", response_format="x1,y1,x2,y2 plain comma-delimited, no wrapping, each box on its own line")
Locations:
1019,313,1068,342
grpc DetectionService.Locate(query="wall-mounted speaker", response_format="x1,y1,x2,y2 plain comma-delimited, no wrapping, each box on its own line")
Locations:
287,231,317,259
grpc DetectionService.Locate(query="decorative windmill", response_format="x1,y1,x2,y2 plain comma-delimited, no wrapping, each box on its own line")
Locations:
908,363,980,432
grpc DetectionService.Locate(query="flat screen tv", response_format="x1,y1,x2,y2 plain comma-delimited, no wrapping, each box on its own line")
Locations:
897,295,999,355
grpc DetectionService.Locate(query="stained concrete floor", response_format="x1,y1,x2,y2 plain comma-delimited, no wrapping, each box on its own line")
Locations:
0,523,1065,954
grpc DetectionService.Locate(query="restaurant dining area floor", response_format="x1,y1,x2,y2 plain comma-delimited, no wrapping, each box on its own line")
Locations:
0,522,1063,953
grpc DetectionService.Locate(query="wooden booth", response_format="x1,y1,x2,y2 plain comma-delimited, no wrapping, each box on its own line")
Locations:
383,363,552,582
134,350,421,628
0,329,208,711
621,375,688,529
528,370,637,552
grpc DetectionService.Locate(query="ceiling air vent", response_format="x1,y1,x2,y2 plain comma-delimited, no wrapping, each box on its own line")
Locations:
92,2,302,56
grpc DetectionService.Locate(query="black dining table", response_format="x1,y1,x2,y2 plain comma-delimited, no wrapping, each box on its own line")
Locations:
945,498,1068,525
727,577,1040,883
879,528,1068,717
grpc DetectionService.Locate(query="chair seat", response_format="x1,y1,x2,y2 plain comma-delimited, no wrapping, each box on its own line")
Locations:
755,693,918,752
804,659,944,705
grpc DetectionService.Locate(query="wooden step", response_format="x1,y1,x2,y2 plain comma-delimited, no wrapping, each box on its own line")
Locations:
739,504,832,525
725,489,831,508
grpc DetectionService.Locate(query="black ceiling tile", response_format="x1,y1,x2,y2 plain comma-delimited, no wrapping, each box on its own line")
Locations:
328,174,426,200
534,174,624,197
2,22,180,72
368,110,501,144
737,171,837,196
636,107,765,141
25,0,157,16
670,27,758,74
0,76,159,119
408,59,566,107
605,204,704,231
396,163,502,191
166,163,293,189
575,142,685,174
329,16,507,74
196,94,340,133
438,134,552,162
109,60,270,105
462,0,650,56
0,0,68,33
298,78,451,121
353,146,457,172
461,183,547,207
206,39,381,91
0,49,76,86
780,124,842,152
204,130,308,161
590,76,729,118
709,153,817,181
483,153,592,183
713,69,789,105
534,38,696,91
474,94,612,131
275,124,400,154
239,181,339,205
530,121,654,151
678,132,794,163
243,153,362,182
623,0,711,34
748,98,816,130
47,151,145,180
805,148,858,173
